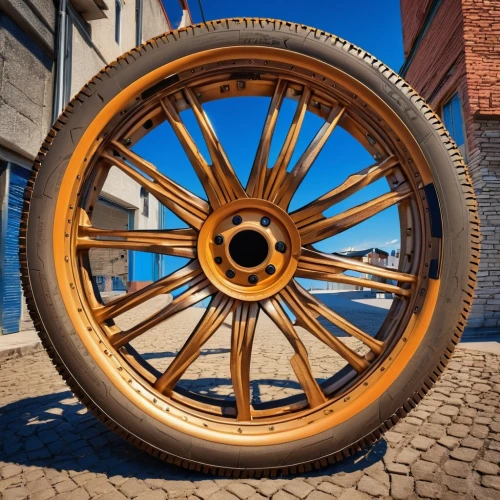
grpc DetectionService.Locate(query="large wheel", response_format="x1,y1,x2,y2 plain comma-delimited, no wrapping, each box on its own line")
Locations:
21,19,480,475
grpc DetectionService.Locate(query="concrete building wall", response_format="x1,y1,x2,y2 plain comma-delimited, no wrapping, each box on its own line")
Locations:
0,4,54,162
400,0,500,329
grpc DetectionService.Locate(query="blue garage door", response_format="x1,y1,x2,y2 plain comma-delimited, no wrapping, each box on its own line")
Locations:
1,164,30,334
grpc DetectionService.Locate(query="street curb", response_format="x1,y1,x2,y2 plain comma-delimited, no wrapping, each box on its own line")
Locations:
0,340,43,361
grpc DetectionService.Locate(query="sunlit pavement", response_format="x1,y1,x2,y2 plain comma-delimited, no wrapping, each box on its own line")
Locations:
1,301,500,499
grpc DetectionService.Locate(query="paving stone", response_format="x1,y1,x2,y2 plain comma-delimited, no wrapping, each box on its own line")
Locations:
386,462,409,475
447,424,470,438
227,482,258,499
257,481,280,497
330,471,363,488
337,489,372,500
471,424,489,439
54,479,78,493
420,423,446,439
306,491,336,500
135,490,166,500
437,436,459,450
356,475,389,497
474,460,500,475
415,481,441,498
443,459,470,478
390,475,414,500
411,436,435,451
481,475,500,490
396,448,420,465
461,436,483,449
84,477,115,496
411,461,439,482
421,444,448,464
442,474,469,494
317,482,343,496
450,446,478,462
270,491,295,500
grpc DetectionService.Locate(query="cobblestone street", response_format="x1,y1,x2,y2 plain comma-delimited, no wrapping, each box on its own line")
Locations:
1,310,500,500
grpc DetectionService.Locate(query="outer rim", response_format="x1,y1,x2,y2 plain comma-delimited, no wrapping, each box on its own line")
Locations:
51,45,442,447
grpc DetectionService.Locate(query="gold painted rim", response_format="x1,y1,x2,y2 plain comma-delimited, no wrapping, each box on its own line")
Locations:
53,46,441,446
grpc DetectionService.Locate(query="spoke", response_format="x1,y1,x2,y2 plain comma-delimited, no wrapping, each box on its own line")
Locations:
94,260,203,323
279,284,370,374
104,143,209,229
271,105,345,209
246,79,288,198
161,96,226,207
154,293,236,395
291,156,399,229
110,273,216,349
296,247,415,297
78,226,197,258
299,184,413,245
184,88,247,203
286,281,384,356
260,297,326,408
230,302,259,421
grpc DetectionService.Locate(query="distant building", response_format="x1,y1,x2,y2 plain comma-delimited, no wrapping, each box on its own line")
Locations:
320,248,400,295
400,0,500,329
0,0,173,334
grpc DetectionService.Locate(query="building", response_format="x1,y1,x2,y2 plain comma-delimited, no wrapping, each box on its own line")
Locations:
0,0,174,334
400,0,500,330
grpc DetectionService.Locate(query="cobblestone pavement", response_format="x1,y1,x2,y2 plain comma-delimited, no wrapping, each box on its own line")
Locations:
1,303,500,499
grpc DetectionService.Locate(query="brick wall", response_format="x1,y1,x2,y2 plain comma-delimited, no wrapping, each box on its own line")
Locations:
401,0,500,329
462,0,500,117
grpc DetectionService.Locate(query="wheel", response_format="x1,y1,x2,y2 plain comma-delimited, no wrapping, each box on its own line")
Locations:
21,19,480,475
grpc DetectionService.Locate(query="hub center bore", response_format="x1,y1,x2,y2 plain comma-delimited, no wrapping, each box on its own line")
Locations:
229,230,269,268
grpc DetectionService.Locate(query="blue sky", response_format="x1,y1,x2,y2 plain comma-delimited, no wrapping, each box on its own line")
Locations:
134,1,405,283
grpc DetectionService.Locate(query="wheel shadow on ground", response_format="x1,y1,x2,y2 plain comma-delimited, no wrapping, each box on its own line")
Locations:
0,390,387,481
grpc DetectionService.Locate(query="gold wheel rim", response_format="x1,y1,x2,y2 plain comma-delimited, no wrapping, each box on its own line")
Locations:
53,46,441,446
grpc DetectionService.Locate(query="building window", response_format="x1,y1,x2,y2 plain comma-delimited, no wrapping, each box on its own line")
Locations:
442,93,466,159
115,0,122,46
140,187,149,217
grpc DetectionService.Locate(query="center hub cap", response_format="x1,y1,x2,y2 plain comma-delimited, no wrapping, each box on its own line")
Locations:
198,199,301,301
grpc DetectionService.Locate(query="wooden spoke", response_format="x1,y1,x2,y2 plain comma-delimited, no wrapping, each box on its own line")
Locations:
78,226,197,258
154,293,236,395
94,260,203,323
299,184,413,245
104,142,209,230
296,247,415,297
271,105,346,209
110,273,216,349
286,281,384,356
230,302,259,421
279,284,370,374
184,88,247,203
291,156,399,229
260,297,326,408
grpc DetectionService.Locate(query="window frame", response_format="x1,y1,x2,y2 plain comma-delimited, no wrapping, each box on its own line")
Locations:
441,91,468,161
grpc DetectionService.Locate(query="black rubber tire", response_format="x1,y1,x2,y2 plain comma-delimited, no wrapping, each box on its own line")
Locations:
20,19,480,476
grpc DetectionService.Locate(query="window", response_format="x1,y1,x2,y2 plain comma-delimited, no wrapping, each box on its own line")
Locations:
115,0,122,46
442,93,466,159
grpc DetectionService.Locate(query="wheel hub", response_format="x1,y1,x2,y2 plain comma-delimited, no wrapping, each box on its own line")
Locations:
198,199,301,301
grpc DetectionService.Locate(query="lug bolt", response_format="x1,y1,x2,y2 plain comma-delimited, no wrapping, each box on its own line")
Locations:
226,269,236,279
232,215,242,225
248,274,259,285
265,264,276,275
260,216,271,227
214,256,222,264
275,241,287,253
214,234,224,245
